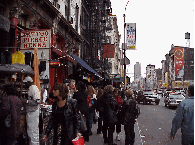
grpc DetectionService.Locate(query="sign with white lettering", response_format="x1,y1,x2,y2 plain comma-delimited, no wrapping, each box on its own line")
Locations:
20,29,51,49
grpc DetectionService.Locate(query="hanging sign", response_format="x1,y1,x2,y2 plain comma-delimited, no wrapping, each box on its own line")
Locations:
103,44,115,58
174,47,184,78
21,29,51,49
126,23,136,50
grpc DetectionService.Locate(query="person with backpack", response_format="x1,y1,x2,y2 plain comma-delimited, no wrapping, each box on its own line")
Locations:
120,89,139,145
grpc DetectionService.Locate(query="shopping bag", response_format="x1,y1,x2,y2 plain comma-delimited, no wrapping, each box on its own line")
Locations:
72,136,85,145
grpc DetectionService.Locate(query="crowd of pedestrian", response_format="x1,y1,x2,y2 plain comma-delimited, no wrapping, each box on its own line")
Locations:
0,76,194,145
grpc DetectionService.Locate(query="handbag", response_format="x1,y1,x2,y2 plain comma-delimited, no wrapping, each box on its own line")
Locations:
80,112,87,132
5,97,11,128
72,136,85,145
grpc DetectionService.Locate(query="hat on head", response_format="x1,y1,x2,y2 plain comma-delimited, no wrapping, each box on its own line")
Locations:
23,76,33,82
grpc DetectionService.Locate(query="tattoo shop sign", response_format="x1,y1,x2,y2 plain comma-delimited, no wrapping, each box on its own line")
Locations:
20,29,51,49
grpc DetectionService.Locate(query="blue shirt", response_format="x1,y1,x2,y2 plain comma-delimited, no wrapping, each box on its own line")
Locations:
170,96,194,138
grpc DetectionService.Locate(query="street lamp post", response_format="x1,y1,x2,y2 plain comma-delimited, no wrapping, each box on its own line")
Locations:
123,1,129,89
123,13,126,89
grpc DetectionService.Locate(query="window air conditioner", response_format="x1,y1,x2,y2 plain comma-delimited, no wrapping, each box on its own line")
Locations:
57,3,60,9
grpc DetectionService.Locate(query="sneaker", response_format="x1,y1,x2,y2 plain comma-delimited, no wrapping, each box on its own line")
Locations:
116,134,120,141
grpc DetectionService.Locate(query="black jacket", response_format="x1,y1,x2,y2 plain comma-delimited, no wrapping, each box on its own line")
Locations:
73,91,89,116
44,98,80,141
100,92,118,124
120,98,137,124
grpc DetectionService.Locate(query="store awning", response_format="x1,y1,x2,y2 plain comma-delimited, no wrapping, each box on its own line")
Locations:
71,53,103,79
112,77,124,82
0,63,34,75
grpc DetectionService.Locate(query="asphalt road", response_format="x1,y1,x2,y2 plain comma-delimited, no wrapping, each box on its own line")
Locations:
136,96,182,145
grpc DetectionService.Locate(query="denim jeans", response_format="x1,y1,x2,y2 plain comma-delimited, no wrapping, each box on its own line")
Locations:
124,123,135,145
182,135,194,145
89,113,94,133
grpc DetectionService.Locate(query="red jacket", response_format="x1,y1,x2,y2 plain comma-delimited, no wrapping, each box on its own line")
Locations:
115,96,123,107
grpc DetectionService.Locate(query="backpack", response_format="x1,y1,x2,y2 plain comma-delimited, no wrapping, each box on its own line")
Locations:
120,99,140,124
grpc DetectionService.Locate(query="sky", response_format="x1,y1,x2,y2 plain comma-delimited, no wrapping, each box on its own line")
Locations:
110,0,194,82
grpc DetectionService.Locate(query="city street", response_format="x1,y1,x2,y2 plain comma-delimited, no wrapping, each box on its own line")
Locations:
86,96,182,145
136,96,182,145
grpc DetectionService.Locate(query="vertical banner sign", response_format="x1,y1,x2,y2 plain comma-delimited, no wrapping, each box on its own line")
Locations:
103,44,115,58
126,23,136,50
20,29,51,49
174,47,184,78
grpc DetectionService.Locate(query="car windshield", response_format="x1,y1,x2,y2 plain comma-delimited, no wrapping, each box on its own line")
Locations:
169,94,184,99
143,91,154,95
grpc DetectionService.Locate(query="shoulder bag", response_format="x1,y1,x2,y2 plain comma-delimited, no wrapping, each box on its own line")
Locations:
79,111,87,132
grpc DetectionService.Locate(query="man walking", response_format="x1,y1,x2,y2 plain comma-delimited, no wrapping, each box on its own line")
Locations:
170,85,194,145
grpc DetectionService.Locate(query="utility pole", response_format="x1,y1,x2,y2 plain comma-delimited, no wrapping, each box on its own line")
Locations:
123,1,130,89
123,14,126,89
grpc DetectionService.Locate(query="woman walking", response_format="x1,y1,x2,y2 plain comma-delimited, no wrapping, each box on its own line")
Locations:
113,88,123,141
86,85,97,136
43,83,81,145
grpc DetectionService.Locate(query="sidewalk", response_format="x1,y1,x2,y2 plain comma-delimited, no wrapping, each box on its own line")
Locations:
85,120,143,145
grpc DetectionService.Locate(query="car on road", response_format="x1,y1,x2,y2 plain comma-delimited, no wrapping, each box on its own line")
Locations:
157,89,163,97
136,90,160,105
164,89,172,97
164,93,185,108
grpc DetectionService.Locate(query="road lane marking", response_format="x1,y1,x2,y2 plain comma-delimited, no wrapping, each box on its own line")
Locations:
136,121,144,145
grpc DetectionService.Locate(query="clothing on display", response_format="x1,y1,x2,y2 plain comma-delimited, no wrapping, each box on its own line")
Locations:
25,51,34,68
12,51,25,64
1,50,12,64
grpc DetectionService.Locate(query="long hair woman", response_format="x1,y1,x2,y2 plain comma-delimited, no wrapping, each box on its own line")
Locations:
86,85,97,136
113,88,123,141
43,83,81,145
